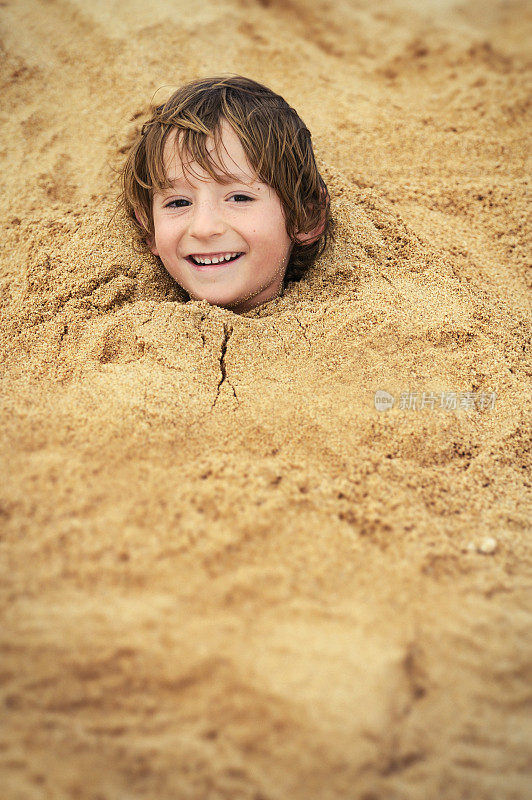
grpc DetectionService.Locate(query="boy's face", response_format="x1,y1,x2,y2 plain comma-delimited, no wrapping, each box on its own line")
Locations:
147,120,294,314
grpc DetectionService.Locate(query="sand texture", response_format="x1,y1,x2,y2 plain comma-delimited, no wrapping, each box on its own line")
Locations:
1,1,531,798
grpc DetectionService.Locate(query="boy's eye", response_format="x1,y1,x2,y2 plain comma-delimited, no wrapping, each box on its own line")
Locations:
164,199,190,208
164,194,253,209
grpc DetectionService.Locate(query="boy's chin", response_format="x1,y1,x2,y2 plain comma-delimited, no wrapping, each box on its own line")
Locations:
176,274,284,312
188,287,275,314
184,286,249,309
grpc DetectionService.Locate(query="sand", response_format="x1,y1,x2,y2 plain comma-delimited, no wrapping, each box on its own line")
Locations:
1,0,531,798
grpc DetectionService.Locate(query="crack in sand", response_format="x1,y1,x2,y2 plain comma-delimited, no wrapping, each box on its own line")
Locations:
271,322,290,354
197,312,208,348
212,322,237,408
57,323,69,357
139,308,155,327
294,315,311,351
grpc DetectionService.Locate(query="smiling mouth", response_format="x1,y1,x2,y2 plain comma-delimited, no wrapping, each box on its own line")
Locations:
187,252,244,267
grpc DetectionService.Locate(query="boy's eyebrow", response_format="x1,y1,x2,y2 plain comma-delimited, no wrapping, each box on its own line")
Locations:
166,171,255,187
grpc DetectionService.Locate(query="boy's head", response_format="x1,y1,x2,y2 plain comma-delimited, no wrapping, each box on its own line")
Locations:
119,75,333,313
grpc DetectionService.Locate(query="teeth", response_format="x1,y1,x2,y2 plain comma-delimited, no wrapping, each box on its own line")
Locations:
190,252,241,265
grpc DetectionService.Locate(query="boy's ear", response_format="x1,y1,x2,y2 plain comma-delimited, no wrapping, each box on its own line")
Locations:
294,186,329,246
134,209,158,256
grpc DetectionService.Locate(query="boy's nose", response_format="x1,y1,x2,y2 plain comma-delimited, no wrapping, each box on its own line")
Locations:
188,200,226,239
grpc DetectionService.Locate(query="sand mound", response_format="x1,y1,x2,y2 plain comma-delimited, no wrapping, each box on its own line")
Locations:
1,1,531,798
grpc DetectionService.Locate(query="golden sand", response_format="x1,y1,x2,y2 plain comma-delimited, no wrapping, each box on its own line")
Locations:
1,1,531,798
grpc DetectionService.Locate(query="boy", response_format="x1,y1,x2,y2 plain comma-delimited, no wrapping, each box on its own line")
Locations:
118,75,333,314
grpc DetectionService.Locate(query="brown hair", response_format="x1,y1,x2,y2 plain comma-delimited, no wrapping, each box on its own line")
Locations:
116,75,334,286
